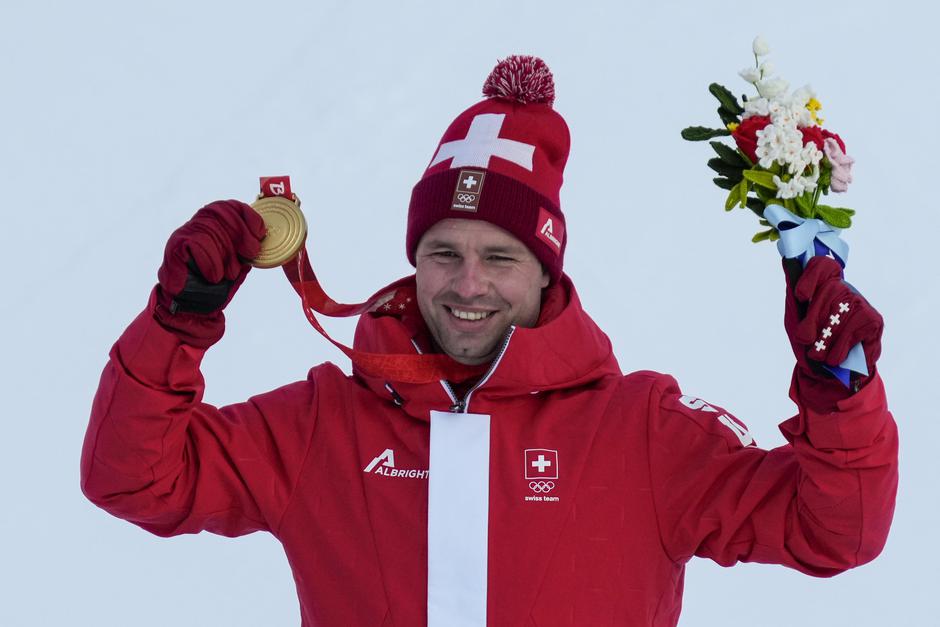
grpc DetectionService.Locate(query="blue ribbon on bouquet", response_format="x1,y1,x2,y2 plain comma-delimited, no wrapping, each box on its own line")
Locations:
763,204,868,387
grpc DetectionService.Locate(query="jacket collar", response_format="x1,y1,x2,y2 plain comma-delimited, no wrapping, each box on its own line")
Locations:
352,274,621,419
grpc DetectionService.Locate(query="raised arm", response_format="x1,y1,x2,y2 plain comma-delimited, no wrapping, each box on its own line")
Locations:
81,201,318,538
648,257,897,574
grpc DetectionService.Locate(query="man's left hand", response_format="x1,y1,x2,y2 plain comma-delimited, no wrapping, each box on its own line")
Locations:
783,256,884,408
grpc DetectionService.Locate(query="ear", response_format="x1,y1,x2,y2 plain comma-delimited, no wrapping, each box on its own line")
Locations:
540,269,550,289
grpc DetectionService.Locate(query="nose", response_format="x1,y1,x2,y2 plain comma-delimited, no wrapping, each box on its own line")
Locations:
451,256,489,300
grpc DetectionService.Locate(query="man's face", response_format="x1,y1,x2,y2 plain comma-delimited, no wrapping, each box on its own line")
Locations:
415,218,549,365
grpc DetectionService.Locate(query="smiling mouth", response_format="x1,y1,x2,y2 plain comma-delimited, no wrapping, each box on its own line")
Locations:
446,306,494,321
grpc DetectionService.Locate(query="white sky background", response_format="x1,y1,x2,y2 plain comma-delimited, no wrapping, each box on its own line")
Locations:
1,0,936,624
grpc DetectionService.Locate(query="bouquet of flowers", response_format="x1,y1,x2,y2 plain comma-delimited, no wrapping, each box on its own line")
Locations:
681,36,856,243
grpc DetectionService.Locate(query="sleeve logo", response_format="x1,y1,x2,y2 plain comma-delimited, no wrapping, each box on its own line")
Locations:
678,395,754,447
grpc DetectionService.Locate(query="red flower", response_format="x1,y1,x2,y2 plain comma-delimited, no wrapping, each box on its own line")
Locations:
732,115,770,163
800,125,825,150
800,126,846,153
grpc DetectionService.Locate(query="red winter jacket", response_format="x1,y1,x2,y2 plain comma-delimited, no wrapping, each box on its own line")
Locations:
81,275,897,626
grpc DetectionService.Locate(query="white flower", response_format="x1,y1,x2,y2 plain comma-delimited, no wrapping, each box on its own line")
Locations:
756,125,785,168
789,85,815,108
787,138,806,161
755,119,805,171
757,77,789,99
743,97,770,117
739,67,761,83
760,61,775,77
783,145,804,170
768,100,795,127
800,142,823,167
773,113,794,131
753,36,771,56
798,167,821,194
773,166,820,200
793,107,814,127
773,175,806,199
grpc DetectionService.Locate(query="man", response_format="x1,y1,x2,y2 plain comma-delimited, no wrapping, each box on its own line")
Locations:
81,56,897,626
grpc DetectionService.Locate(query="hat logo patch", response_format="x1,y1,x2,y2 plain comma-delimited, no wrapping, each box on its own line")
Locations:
430,113,535,171
451,170,486,212
536,206,563,254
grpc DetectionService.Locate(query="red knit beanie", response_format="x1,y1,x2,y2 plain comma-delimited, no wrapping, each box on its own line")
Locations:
406,55,571,283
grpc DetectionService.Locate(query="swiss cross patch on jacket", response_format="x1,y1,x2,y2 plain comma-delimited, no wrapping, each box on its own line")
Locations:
81,276,898,627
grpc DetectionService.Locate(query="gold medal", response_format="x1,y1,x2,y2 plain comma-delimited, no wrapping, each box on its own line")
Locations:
250,194,307,268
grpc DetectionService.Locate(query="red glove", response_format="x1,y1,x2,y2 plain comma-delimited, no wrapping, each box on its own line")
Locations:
783,256,884,411
154,200,266,347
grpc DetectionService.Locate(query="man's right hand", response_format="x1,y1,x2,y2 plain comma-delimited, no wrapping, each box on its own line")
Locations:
154,200,266,346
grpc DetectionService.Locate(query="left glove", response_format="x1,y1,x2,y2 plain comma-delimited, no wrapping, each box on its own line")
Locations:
783,256,884,410
153,200,266,347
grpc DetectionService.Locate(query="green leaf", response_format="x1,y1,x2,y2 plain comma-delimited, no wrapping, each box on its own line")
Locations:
815,204,853,228
742,169,777,190
717,106,739,127
707,157,743,181
709,141,748,167
709,83,744,115
725,185,741,211
817,204,856,217
755,185,775,203
751,228,775,243
769,230,780,242
746,197,766,218
682,126,732,141
736,179,749,208
713,177,736,190
818,164,832,189
794,192,814,219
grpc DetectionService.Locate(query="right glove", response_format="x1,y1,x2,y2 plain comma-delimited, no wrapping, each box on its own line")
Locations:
153,200,266,347
783,255,884,411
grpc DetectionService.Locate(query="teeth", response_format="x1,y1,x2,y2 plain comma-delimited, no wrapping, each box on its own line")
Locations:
450,308,490,321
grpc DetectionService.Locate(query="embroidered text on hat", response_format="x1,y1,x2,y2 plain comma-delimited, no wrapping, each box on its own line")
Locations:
451,170,486,212
536,207,564,254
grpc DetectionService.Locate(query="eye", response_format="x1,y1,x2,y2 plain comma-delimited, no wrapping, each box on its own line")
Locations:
488,254,516,263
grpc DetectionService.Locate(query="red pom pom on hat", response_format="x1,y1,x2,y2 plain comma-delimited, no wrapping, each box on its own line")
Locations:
482,55,556,106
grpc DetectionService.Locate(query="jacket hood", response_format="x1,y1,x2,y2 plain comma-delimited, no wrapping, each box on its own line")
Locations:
351,274,622,419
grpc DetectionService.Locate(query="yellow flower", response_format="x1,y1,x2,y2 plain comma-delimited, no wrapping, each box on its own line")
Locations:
806,98,825,125
726,122,740,132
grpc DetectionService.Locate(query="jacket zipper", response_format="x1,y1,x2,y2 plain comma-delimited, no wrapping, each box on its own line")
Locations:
447,327,515,414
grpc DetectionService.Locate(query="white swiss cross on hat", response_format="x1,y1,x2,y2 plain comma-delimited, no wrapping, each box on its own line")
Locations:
430,113,535,171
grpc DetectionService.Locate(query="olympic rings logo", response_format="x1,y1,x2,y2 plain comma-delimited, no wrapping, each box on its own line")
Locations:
456,193,476,203
529,481,555,493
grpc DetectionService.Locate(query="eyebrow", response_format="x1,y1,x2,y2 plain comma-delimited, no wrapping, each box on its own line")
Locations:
418,238,456,250
419,239,527,256
482,245,526,256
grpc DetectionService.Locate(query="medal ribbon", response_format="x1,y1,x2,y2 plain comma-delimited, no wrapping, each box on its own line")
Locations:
258,177,487,384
